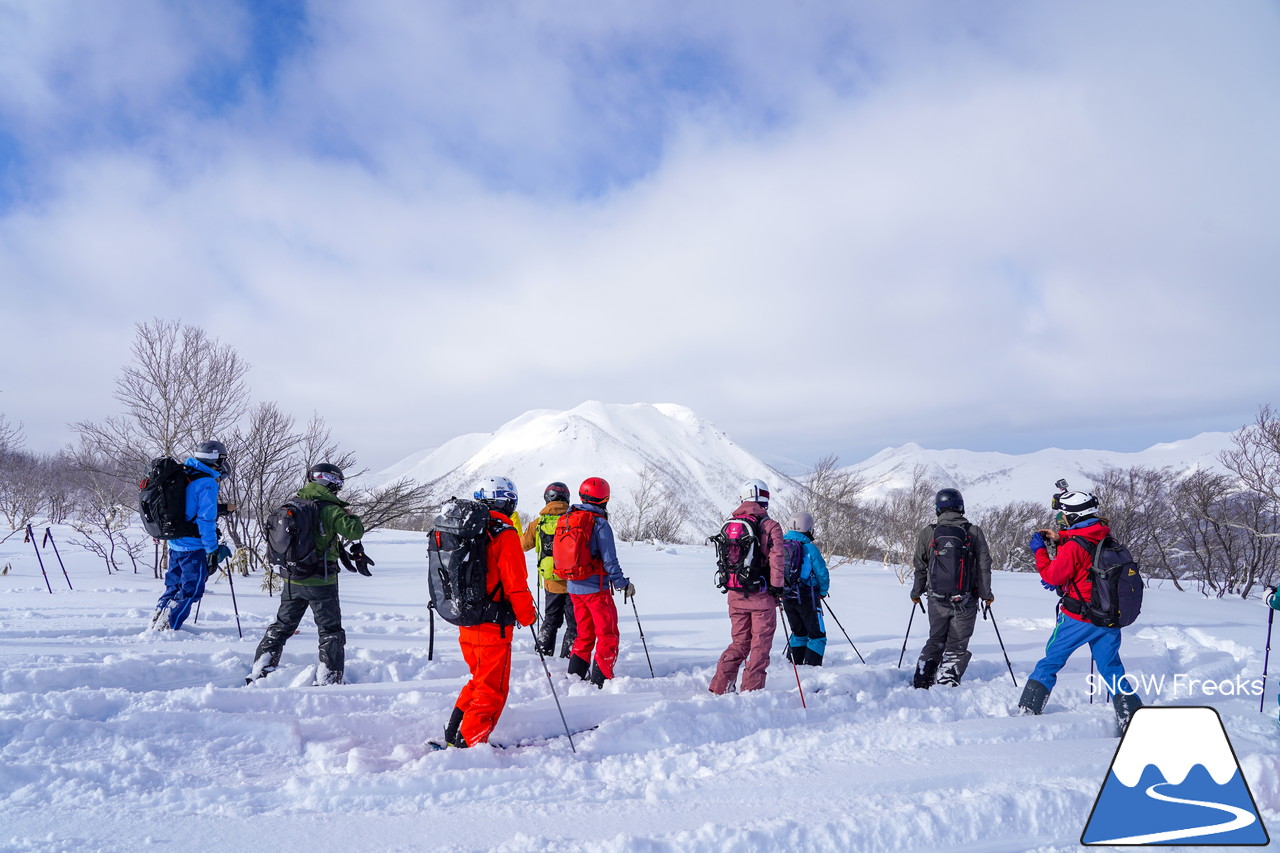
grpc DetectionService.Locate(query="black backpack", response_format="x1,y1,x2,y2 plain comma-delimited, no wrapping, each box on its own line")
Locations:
427,498,515,627
781,538,806,599
710,515,768,594
138,457,209,540
1063,536,1144,629
927,522,974,598
263,498,326,580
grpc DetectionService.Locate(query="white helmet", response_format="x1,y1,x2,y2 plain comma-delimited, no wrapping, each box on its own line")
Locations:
1058,490,1099,523
474,476,518,513
740,479,770,506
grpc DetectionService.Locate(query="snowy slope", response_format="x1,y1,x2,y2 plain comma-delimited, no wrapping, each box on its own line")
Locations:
2,525,1279,853
373,402,797,537
849,432,1236,506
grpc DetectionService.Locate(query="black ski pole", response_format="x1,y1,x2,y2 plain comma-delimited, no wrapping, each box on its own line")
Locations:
428,601,436,661
1089,657,1095,705
982,602,1018,687
26,524,53,594
898,600,925,668
224,562,243,639
776,602,807,709
630,598,655,678
822,598,865,664
529,625,576,754
153,540,160,579
1262,592,1275,714
42,528,73,591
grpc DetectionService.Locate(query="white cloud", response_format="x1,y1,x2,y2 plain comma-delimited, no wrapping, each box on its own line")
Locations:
0,1,1277,469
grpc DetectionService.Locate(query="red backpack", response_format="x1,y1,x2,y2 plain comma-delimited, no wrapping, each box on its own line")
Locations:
553,509,600,581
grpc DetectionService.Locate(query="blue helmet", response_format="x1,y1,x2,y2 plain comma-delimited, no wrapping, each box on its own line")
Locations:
935,488,964,514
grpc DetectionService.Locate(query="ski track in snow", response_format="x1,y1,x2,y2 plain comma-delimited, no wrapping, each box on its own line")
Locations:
2,528,1279,852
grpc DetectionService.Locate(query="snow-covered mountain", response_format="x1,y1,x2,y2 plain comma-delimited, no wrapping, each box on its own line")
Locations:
847,432,1235,507
375,401,797,537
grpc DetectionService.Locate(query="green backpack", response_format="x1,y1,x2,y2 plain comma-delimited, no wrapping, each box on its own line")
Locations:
536,513,564,581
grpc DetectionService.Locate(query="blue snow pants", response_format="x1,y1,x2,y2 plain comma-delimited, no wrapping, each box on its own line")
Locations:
1029,612,1126,695
156,548,209,630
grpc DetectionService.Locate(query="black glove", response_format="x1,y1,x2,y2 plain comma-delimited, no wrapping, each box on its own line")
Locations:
768,585,785,598
349,542,374,577
206,553,219,577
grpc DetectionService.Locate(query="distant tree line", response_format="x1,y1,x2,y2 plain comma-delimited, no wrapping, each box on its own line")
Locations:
775,406,1280,599
0,319,433,578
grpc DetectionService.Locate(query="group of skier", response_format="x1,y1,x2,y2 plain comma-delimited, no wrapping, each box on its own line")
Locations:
147,440,1146,745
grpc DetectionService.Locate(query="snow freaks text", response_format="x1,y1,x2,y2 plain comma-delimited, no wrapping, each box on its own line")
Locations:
1088,673,1263,699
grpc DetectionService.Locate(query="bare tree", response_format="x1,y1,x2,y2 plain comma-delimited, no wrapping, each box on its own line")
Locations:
1090,466,1185,590
774,454,874,564
973,500,1043,572
1221,404,1280,537
346,478,437,533
866,465,940,583
615,466,691,543
72,318,250,483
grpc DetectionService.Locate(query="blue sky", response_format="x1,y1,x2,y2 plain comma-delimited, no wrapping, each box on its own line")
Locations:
2,1,1279,472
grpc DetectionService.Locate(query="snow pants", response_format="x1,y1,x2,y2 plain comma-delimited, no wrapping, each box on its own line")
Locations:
155,548,209,630
253,581,345,684
710,592,777,694
782,586,826,666
918,595,978,684
453,626,514,746
537,590,578,658
1029,612,1127,696
569,591,620,679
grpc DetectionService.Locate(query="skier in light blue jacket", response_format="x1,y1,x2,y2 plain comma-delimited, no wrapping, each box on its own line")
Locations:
782,512,830,666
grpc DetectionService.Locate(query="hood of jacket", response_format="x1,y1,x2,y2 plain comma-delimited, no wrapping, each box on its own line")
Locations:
184,457,223,480
539,500,570,517
732,501,769,521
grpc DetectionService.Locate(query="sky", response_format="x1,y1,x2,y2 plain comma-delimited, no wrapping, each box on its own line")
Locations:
1,0,1278,473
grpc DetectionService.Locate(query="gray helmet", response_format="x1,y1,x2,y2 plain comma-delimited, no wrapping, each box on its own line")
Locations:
789,511,815,535
193,440,229,471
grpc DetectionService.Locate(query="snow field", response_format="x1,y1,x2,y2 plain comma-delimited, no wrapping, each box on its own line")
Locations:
2,527,1278,852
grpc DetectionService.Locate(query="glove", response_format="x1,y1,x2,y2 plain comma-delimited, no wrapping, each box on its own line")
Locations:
350,542,374,577
1267,588,1280,610
619,582,636,601
768,585,785,598
911,596,921,605
1040,580,1059,592
206,553,219,576
984,596,995,606
213,544,232,564
1028,531,1047,552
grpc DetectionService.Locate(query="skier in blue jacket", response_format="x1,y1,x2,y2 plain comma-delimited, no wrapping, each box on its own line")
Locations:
781,512,830,666
151,440,232,630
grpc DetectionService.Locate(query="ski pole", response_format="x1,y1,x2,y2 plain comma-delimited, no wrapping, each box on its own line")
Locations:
25,524,53,594
1089,657,1095,704
428,601,436,661
982,602,1018,687
529,625,576,754
822,598,865,664
42,528,73,591
776,602,807,709
897,599,925,668
225,562,243,639
630,598,655,678
1262,590,1275,714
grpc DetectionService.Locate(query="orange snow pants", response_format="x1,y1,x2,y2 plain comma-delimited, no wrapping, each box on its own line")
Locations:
455,626,514,746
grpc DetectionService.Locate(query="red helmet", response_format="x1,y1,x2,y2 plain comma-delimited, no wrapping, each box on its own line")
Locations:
579,476,611,505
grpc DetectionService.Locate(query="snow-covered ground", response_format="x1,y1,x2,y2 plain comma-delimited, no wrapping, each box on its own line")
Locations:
2,526,1278,852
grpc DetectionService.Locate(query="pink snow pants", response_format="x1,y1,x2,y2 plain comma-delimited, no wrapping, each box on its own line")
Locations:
709,592,778,694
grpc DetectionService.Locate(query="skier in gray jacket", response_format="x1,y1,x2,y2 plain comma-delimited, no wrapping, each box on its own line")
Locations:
910,488,993,688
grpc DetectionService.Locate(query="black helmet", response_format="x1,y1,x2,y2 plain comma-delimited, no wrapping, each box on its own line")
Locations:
193,440,229,472
543,481,570,504
308,462,345,494
935,488,964,514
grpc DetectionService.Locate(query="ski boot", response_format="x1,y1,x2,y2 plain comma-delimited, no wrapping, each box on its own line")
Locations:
1113,692,1143,736
1017,679,1051,715
912,658,939,689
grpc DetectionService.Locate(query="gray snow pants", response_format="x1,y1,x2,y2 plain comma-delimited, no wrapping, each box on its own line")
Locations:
254,580,345,683
918,595,978,684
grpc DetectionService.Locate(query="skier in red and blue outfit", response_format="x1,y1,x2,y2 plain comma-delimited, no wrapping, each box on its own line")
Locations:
565,477,635,689
1018,490,1143,734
